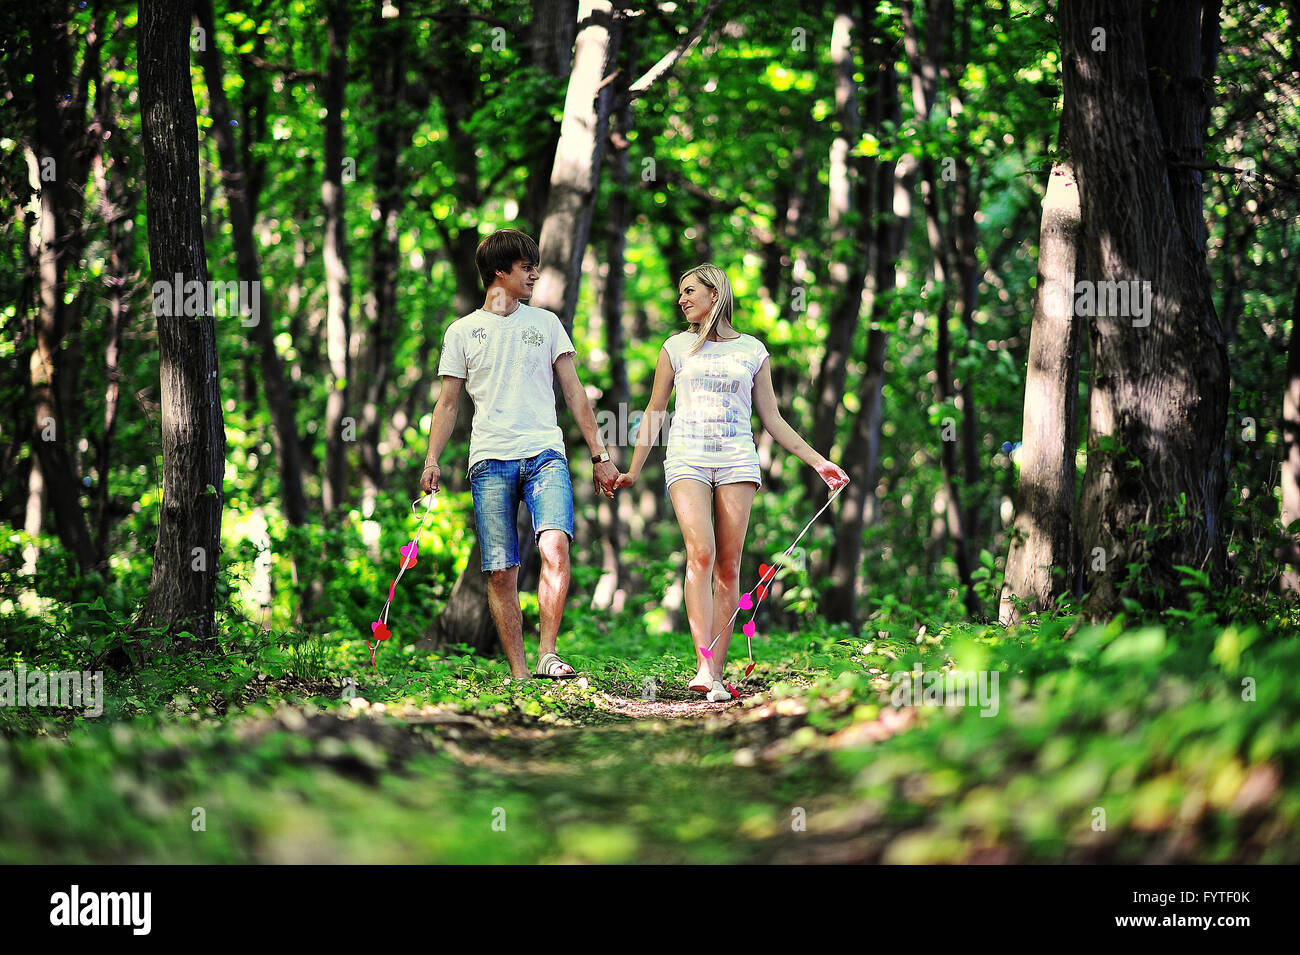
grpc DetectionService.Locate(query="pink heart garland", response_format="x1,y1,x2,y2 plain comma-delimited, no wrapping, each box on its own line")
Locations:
738,593,753,611
743,620,757,639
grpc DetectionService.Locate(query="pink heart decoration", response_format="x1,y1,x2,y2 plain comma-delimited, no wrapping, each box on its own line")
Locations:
401,541,419,561
738,593,753,611
743,620,757,639
387,580,396,602
699,646,714,659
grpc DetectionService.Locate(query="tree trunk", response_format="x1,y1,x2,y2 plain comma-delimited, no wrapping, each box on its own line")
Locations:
27,8,98,575
824,46,904,626
999,162,1083,624
810,0,867,474
592,33,636,613
321,0,353,514
134,0,226,652
1062,0,1229,617
194,0,307,527
531,0,621,333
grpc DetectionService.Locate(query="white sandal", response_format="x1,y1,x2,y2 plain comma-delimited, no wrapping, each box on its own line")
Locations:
706,681,734,703
689,667,712,693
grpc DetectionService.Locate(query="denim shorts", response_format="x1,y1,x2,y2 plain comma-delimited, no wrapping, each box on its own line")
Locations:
664,459,763,491
469,448,575,572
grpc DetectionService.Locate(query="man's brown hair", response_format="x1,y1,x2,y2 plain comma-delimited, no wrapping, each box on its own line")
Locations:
475,229,540,288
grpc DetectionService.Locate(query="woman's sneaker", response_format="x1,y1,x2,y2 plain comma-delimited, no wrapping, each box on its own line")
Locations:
706,681,733,703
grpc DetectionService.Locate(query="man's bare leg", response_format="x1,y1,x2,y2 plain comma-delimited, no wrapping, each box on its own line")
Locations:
536,530,572,673
486,565,529,678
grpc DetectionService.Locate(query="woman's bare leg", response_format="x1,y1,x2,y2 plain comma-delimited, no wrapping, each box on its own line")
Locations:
710,481,757,681
669,478,716,682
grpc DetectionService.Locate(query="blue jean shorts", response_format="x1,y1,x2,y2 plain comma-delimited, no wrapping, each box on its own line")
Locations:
469,448,575,572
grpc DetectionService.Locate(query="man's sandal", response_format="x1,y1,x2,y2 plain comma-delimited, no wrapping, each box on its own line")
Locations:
535,651,578,680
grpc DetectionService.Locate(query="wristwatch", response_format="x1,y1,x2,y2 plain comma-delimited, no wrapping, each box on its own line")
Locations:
592,449,610,464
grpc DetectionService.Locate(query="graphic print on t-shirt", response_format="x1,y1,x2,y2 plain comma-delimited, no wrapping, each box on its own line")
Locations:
683,352,747,453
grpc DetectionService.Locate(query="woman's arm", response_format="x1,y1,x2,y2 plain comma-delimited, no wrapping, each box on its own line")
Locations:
752,357,849,488
615,347,675,486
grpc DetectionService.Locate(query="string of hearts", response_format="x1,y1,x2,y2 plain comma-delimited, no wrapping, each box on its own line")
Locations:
367,491,438,671
699,481,847,677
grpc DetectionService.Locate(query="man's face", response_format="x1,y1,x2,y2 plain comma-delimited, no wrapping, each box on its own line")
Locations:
498,259,539,301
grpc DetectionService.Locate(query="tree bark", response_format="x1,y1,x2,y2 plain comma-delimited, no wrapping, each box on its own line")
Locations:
999,162,1082,624
134,0,226,652
1062,0,1229,617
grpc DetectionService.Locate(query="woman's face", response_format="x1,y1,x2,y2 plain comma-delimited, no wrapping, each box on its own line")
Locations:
678,276,717,323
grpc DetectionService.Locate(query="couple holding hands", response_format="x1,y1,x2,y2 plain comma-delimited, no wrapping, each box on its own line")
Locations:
420,229,848,702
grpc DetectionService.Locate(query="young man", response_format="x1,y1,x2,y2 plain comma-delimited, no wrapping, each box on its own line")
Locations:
420,229,619,680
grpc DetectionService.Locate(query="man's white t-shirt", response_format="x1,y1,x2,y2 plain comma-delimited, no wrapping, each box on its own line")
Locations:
662,330,770,467
438,303,576,470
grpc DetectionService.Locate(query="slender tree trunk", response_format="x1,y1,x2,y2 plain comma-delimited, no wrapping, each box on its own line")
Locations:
999,162,1082,624
134,0,226,652
360,0,418,508
321,0,353,514
91,53,135,574
811,0,867,474
195,0,307,527
824,49,903,626
27,9,98,575
1062,0,1229,617
592,33,636,613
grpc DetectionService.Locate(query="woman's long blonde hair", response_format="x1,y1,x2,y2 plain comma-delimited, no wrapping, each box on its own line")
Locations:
680,263,735,356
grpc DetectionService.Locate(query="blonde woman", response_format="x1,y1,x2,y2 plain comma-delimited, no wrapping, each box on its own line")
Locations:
614,265,849,701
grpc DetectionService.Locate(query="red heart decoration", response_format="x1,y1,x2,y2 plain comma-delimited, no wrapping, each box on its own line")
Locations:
744,662,756,677
755,583,769,602
370,620,391,642
726,683,739,699
759,562,777,582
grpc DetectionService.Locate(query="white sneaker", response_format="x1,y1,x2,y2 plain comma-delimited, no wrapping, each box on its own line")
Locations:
706,681,733,703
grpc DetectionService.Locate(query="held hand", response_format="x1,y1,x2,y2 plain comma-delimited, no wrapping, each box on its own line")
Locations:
613,471,637,490
420,463,440,494
815,459,850,490
593,459,620,499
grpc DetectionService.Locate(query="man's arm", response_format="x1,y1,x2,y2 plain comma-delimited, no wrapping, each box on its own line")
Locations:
420,375,464,492
554,353,619,497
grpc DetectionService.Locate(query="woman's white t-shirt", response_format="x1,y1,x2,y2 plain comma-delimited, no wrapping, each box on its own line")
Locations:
661,330,769,467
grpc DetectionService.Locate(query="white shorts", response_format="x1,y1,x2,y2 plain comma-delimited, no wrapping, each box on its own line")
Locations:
664,459,762,491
